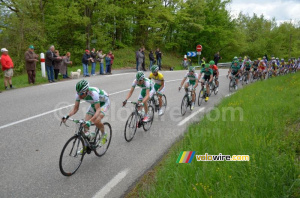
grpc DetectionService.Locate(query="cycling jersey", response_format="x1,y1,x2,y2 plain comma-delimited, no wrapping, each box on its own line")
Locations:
200,68,213,76
184,72,198,85
75,87,110,115
149,72,165,91
210,65,218,73
132,78,155,100
231,65,240,73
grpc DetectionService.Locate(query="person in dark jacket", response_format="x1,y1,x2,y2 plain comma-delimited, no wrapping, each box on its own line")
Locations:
82,50,92,77
25,45,39,84
214,52,222,66
149,50,155,70
45,45,61,83
155,48,162,70
142,47,146,71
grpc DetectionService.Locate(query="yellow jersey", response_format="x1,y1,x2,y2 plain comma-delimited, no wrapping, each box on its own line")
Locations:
149,72,164,85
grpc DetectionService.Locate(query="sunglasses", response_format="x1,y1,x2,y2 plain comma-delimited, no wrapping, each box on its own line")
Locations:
78,92,85,96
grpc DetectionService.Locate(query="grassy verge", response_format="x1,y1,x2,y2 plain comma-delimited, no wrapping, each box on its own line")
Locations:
0,47,183,91
127,72,300,198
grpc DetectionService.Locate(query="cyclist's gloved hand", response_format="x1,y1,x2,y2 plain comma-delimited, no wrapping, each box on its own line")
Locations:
122,99,127,107
62,115,69,122
178,86,181,91
85,120,91,127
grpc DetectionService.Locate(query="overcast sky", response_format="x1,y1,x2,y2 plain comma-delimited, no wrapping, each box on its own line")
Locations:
227,0,300,24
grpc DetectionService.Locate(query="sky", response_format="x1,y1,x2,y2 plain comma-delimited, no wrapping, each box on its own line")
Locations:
226,0,300,24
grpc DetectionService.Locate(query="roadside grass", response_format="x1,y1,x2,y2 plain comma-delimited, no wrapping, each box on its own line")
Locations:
0,47,183,91
127,72,300,198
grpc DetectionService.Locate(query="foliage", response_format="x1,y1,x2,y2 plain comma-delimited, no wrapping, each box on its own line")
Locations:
0,0,299,73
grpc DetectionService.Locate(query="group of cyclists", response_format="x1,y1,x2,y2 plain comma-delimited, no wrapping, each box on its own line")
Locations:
60,55,299,153
228,56,300,89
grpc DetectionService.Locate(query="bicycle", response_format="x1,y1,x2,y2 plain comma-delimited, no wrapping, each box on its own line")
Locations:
198,80,210,106
228,74,238,92
59,118,112,176
210,76,218,95
148,92,167,116
180,86,196,116
241,71,249,85
124,101,154,142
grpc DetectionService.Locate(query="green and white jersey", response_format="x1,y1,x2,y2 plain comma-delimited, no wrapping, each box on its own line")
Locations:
132,78,154,91
184,72,198,84
76,87,109,105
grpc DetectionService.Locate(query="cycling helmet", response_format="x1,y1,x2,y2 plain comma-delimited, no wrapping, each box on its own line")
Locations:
209,60,215,65
136,71,145,81
276,57,279,60
151,65,159,73
205,64,210,68
76,79,89,93
281,58,284,62
188,66,195,72
245,61,250,65
233,56,238,60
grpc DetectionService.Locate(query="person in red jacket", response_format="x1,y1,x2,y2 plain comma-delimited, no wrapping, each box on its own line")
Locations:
1,48,15,90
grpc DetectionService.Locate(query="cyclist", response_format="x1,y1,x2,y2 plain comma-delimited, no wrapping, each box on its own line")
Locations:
228,60,240,90
62,79,110,149
209,60,219,91
198,64,213,101
251,60,259,79
243,60,251,84
258,60,267,79
123,71,155,122
149,65,165,116
179,66,199,110
271,60,278,76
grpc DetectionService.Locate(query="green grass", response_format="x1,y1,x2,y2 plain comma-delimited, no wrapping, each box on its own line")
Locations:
0,47,183,91
127,73,300,198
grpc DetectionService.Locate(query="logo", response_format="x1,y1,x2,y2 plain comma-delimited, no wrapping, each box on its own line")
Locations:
176,151,195,163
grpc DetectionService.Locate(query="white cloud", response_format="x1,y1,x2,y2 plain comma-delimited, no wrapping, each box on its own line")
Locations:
227,0,300,24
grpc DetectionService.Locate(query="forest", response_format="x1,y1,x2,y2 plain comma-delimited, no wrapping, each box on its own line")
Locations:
0,0,299,72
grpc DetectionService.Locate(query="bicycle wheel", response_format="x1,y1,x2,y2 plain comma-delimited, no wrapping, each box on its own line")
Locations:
198,89,205,106
124,112,138,142
59,135,85,176
143,105,154,131
160,94,167,115
229,80,234,92
181,95,189,115
214,85,218,95
94,122,112,157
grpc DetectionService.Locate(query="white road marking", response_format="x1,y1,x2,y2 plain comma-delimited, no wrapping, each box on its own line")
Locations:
177,107,205,126
0,79,182,130
225,92,235,97
92,169,130,198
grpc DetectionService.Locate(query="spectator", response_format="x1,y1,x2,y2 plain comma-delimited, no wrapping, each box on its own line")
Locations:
201,57,206,68
97,50,106,75
46,45,61,83
109,50,114,74
0,48,15,89
155,48,162,70
82,49,92,77
61,52,72,79
149,50,155,70
25,45,39,84
54,50,63,80
214,51,222,66
105,53,111,75
137,48,144,71
135,49,139,71
90,48,97,76
142,47,146,71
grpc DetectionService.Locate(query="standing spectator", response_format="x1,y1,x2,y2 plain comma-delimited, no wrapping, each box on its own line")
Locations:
54,50,63,80
105,53,111,75
61,52,72,79
97,50,106,75
25,45,39,84
0,48,15,89
90,48,97,76
149,50,155,70
135,49,139,71
46,45,61,83
137,48,144,71
155,48,162,70
142,47,146,71
214,51,222,66
107,50,114,74
82,50,92,77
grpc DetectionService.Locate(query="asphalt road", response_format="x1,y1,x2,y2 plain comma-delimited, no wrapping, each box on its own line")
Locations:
0,68,235,198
